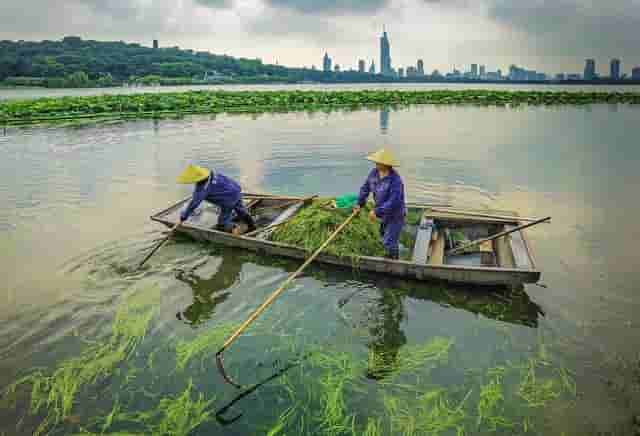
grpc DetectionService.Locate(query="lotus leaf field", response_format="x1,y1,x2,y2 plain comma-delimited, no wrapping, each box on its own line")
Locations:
2,89,640,126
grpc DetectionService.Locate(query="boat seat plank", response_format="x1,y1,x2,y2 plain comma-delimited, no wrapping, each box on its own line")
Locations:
412,216,434,264
505,225,533,269
479,240,495,266
428,232,445,265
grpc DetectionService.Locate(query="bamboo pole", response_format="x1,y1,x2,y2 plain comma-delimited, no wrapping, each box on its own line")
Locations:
447,216,551,256
215,209,359,388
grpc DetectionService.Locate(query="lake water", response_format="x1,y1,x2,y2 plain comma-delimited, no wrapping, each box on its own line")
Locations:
1,103,640,435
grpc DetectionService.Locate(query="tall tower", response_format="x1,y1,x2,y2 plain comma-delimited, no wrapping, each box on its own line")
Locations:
584,59,596,80
153,39,159,49
358,59,366,73
380,27,392,76
369,60,376,74
610,59,621,80
417,59,424,76
323,52,332,73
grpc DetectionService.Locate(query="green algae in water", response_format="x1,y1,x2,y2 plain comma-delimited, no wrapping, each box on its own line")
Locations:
2,284,160,436
73,380,212,436
270,201,387,259
175,323,236,371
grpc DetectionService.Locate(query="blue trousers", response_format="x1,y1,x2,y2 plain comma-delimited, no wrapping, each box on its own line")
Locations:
380,217,405,258
217,200,253,231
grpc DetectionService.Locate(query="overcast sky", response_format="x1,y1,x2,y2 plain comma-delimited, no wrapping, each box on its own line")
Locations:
1,0,639,75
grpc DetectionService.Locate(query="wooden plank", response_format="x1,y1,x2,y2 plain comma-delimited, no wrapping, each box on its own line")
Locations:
412,216,434,264
428,232,445,265
479,240,495,266
494,235,515,268
505,225,532,269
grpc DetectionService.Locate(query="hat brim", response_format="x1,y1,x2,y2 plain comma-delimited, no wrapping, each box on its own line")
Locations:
366,156,398,167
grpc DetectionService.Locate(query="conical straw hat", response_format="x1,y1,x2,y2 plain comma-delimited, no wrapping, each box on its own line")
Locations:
366,149,399,167
177,165,210,184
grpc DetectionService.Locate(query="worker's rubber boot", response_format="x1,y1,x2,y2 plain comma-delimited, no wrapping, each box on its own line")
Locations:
245,215,257,232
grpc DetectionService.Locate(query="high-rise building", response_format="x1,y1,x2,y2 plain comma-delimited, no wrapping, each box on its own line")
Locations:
584,59,596,80
380,28,392,76
153,39,159,49
323,53,332,73
633,67,640,80
398,68,404,78
479,65,486,78
334,64,341,72
417,59,424,76
471,64,478,78
358,59,366,73
369,61,376,74
610,59,621,80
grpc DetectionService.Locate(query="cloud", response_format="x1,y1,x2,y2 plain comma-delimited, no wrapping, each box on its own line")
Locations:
262,0,390,15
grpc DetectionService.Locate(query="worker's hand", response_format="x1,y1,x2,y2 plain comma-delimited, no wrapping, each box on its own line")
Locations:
368,210,378,223
353,205,362,214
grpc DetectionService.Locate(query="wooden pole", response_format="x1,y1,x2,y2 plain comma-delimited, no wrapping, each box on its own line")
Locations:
215,209,359,388
447,216,551,256
429,208,547,223
137,224,179,269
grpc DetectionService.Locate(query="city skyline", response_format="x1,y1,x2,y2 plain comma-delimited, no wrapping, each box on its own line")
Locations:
320,30,638,81
1,0,639,76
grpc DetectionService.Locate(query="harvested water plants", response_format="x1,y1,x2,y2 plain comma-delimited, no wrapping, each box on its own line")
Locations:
2,89,640,126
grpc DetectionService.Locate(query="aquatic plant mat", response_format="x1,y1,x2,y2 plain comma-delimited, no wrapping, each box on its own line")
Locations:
1,245,579,435
269,200,393,260
2,89,640,126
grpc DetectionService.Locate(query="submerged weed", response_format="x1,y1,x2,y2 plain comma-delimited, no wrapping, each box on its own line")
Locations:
1,284,159,436
175,323,235,371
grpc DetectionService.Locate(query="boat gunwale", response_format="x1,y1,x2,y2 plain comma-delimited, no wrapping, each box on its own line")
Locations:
150,196,541,277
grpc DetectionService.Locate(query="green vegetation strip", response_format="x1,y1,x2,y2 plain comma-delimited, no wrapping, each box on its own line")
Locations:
2,89,640,125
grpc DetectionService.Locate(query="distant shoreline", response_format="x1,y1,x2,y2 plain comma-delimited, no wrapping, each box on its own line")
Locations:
3,79,640,90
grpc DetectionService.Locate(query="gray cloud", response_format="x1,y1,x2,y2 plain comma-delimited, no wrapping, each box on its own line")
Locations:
262,0,389,15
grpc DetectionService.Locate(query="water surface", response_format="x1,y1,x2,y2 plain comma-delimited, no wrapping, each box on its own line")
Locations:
1,103,639,435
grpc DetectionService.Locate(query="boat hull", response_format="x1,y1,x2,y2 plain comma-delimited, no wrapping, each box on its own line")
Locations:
151,194,540,287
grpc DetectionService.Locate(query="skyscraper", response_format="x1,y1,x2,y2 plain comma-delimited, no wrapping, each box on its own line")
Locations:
369,61,376,74
584,59,596,80
358,59,366,73
633,67,640,80
479,65,486,78
380,29,392,76
471,64,478,78
153,39,159,49
610,59,621,80
398,68,404,78
323,53,332,73
417,59,424,76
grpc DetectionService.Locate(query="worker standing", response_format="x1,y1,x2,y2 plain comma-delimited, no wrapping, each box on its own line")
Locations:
354,150,406,260
175,164,256,234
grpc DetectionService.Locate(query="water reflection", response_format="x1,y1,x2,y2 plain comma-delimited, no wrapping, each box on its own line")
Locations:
380,107,390,134
175,254,242,327
366,288,407,380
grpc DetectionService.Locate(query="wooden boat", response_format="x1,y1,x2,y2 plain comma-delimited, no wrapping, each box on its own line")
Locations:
151,193,541,287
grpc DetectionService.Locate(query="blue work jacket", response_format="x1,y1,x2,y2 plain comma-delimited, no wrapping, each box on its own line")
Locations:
180,171,242,221
357,168,406,223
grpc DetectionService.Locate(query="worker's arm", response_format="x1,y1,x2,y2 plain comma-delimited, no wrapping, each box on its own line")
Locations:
375,178,403,218
180,185,207,222
357,170,375,207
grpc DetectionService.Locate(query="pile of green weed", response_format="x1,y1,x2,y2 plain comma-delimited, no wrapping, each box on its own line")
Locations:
270,201,386,259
